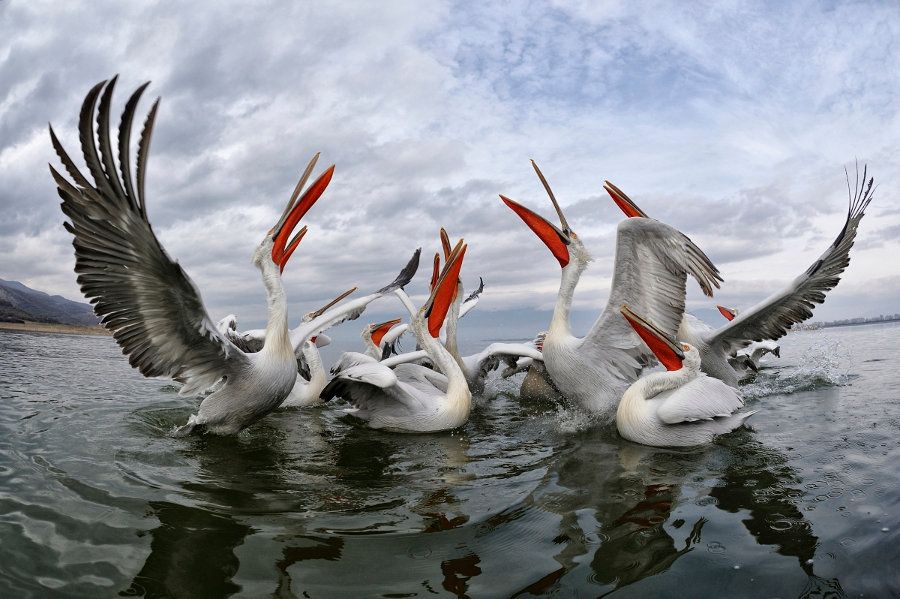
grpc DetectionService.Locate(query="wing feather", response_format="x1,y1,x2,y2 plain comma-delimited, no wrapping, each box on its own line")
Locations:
52,78,246,395
581,218,723,380
655,377,745,424
708,170,874,354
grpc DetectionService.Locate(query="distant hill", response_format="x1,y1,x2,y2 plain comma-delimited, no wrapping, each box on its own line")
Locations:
0,279,99,326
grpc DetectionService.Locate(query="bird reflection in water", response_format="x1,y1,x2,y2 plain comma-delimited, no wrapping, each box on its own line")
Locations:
274,536,344,598
709,436,845,599
511,436,709,597
120,501,251,598
590,483,707,596
440,552,482,599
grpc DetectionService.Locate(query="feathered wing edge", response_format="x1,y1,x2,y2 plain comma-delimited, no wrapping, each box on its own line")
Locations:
49,77,244,395
711,166,874,353
288,248,422,351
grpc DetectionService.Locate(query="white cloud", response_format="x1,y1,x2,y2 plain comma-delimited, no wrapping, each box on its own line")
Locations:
1,0,898,342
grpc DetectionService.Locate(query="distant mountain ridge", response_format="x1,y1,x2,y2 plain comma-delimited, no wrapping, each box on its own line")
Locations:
0,278,99,326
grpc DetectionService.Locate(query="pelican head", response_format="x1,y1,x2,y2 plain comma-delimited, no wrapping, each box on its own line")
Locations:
500,160,577,268
422,238,467,338
366,317,403,347
717,305,738,321
253,153,335,273
603,181,649,218
621,305,702,372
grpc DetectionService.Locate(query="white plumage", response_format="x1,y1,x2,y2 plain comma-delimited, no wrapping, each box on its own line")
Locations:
617,306,755,447
320,239,472,432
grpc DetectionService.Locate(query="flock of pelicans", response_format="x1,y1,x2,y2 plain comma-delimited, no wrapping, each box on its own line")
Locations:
49,78,874,447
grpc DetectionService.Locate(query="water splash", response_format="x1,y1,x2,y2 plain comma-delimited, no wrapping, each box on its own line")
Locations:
552,403,607,434
742,337,850,399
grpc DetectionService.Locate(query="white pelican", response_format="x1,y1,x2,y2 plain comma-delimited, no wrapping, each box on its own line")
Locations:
376,267,484,361
50,77,333,436
736,340,781,366
501,161,722,419
434,229,544,396
361,318,404,359
320,239,472,432
617,306,755,447
604,168,874,387
244,250,421,407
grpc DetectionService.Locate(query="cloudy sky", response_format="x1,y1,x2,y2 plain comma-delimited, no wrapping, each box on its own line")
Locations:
2,0,899,344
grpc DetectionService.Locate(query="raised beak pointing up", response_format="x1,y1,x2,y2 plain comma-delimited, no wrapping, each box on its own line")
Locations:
500,160,574,268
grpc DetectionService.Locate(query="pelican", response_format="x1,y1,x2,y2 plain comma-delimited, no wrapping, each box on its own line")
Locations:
617,306,755,447
501,161,722,419
376,271,484,361
376,232,543,395
714,306,781,379
320,239,472,432
435,230,544,396
736,340,781,366
500,333,564,402
50,77,333,436
239,250,421,407
604,168,874,387
361,318,404,359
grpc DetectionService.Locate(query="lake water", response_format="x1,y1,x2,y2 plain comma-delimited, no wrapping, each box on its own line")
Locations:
1,322,898,598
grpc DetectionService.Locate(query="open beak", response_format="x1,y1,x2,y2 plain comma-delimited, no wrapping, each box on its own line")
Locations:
500,160,574,268
716,306,737,320
423,237,466,338
429,252,441,292
501,195,571,267
271,153,335,272
717,305,737,321
438,227,462,303
621,305,685,371
604,181,648,218
370,317,403,347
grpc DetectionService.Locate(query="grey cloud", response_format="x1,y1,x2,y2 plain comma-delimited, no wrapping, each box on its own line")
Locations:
2,0,899,335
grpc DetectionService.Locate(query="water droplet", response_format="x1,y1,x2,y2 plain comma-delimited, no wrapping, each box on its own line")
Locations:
707,541,726,554
407,545,432,559
769,519,794,531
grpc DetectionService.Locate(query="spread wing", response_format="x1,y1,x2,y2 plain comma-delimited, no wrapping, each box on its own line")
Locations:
289,249,421,351
580,217,723,381
459,277,484,318
319,361,441,417
707,169,874,355
462,342,544,382
49,77,246,396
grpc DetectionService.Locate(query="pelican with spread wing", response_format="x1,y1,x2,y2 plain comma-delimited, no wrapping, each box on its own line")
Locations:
604,169,874,387
50,77,332,435
501,161,722,419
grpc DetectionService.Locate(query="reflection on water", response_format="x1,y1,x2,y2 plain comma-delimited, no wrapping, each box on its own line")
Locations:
121,502,252,598
710,437,845,598
1,326,899,597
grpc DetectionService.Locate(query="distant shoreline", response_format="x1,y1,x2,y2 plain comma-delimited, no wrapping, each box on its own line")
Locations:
0,321,110,336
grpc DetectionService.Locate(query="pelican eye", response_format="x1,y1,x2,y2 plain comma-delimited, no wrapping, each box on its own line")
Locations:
681,344,690,351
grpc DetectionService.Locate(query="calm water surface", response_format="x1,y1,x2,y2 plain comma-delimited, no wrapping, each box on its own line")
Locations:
1,323,899,598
